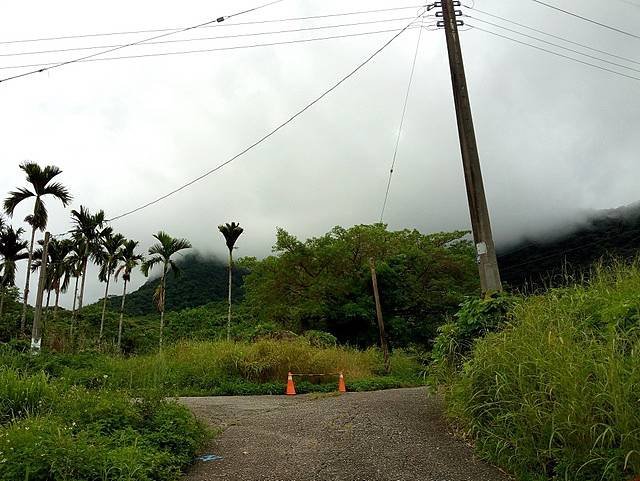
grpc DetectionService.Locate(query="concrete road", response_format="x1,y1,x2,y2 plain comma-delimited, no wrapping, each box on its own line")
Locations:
180,388,510,481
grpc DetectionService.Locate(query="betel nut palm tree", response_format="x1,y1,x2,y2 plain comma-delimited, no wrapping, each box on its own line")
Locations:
141,231,191,349
70,206,105,313
3,162,72,333
218,222,243,341
96,228,126,341
0,226,29,318
114,239,144,351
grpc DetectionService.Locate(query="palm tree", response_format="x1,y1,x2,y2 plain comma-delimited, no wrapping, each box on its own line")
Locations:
218,222,243,341
0,226,29,318
96,228,125,341
32,237,73,322
141,232,191,349
3,162,72,332
67,240,84,336
114,240,144,351
70,206,105,313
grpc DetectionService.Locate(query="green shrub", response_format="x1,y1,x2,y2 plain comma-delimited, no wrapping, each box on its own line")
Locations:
0,369,209,481
304,330,337,348
430,293,514,383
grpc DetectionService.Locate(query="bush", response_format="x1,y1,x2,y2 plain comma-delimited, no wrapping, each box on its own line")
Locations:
303,330,337,348
0,369,209,481
430,293,514,383
447,263,640,481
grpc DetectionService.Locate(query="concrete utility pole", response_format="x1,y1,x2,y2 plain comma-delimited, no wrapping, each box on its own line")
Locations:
31,231,50,353
369,258,390,374
441,0,502,293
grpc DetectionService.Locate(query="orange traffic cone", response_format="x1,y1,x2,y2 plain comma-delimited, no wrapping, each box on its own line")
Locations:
338,372,346,393
286,372,296,396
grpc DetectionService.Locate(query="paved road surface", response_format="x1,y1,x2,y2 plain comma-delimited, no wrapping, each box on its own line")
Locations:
180,388,510,481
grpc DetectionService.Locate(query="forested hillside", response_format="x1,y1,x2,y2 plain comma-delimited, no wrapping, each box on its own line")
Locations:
105,253,245,315
498,203,640,289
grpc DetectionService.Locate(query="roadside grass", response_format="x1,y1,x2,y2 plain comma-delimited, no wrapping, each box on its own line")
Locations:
0,339,426,396
443,261,640,481
0,367,208,481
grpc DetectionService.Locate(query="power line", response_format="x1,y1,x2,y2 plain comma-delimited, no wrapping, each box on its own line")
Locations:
0,17,416,58
465,6,640,67
466,16,640,74
0,0,286,84
106,17,422,222
529,0,640,40
466,24,640,83
0,27,428,72
0,5,427,45
380,20,424,223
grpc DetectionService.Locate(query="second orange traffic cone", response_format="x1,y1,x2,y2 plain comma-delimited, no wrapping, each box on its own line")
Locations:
286,372,296,396
338,372,346,393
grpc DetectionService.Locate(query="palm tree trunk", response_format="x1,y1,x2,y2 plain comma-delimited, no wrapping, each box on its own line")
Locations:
227,249,232,342
78,257,88,311
43,289,51,329
54,287,60,320
99,274,111,341
0,291,5,319
20,226,37,334
117,279,127,351
159,265,167,350
70,275,79,336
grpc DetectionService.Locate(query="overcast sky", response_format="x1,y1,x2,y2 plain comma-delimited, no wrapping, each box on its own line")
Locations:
1,0,639,307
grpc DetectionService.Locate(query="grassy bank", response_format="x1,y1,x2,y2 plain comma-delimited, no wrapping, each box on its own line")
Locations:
1,339,426,396
0,368,208,481
441,263,640,481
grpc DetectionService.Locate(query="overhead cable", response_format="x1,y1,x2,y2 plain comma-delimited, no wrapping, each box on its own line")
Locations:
466,15,640,74
0,27,431,72
466,24,640,83
465,6,640,67
0,0,286,84
0,17,415,58
107,17,423,222
0,5,427,45
380,20,424,223
529,0,640,40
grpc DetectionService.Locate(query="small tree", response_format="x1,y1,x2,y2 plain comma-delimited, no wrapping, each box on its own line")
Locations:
141,232,191,349
218,222,243,341
114,240,144,351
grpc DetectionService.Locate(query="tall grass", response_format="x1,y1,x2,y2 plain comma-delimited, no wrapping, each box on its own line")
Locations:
1,339,425,396
448,262,640,481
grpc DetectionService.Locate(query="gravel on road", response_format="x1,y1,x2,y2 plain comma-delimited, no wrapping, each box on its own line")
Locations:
180,387,510,481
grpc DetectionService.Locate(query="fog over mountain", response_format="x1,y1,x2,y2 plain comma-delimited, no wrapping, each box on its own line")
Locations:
1,0,639,307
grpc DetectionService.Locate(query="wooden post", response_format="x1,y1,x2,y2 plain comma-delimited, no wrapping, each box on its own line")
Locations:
369,258,390,374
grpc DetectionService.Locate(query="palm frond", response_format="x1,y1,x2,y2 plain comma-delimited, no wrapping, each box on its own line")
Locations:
42,181,72,206
218,222,244,251
140,256,162,277
3,188,35,216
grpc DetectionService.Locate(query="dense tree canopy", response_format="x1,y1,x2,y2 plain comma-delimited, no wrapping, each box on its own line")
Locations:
241,224,479,347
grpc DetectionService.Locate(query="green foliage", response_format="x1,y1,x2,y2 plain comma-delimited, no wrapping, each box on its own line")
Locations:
445,261,640,481
0,369,208,481
242,224,478,347
303,330,337,348
430,293,514,382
